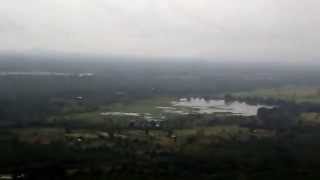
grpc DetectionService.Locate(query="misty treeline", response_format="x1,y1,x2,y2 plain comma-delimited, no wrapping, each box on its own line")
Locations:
1,55,320,125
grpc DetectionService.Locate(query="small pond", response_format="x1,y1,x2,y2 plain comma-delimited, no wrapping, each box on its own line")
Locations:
168,97,272,116
101,97,272,119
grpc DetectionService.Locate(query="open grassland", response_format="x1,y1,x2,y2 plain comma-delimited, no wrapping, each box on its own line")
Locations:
102,96,175,114
234,86,320,103
300,113,320,126
47,96,176,126
11,128,65,144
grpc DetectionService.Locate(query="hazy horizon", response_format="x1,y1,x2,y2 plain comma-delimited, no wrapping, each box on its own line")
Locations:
1,0,319,63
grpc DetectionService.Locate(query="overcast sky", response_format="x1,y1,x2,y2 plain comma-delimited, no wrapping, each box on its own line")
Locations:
0,0,319,62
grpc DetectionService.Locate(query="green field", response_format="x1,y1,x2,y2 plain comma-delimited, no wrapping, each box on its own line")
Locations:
234,86,320,103
47,96,176,126
102,96,175,114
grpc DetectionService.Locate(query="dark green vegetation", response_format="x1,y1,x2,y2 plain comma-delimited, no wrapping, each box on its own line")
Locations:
1,54,320,179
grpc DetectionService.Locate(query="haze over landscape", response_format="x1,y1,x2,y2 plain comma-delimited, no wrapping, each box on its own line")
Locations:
2,1,320,180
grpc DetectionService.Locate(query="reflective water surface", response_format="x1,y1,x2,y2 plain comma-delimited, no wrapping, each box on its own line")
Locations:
170,97,272,116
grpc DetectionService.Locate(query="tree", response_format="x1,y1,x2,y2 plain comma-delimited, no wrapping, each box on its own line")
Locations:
257,107,298,130
104,117,115,139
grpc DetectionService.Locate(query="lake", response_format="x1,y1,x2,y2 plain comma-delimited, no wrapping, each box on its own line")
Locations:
168,97,272,116
101,97,272,119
